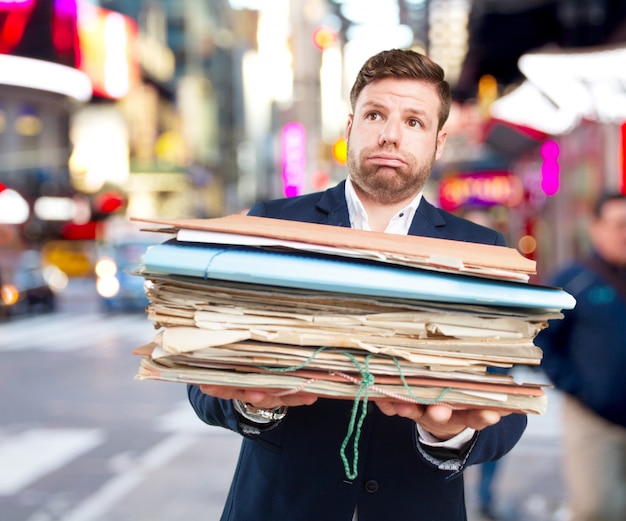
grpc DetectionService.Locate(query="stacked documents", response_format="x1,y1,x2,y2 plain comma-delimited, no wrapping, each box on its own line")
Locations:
131,215,576,414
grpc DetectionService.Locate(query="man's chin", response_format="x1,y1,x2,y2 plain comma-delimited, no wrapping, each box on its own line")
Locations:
364,185,418,206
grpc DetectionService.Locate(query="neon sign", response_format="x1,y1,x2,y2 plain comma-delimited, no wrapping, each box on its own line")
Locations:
439,171,523,211
540,140,560,196
0,0,79,67
281,122,306,197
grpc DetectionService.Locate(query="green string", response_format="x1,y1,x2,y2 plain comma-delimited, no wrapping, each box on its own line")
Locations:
257,346,452,480
339,352,375,480
257,346,329,372
391,356,452,406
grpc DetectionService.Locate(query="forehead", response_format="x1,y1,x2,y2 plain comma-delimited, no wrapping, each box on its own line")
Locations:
355,77,441,114
601,199,626,222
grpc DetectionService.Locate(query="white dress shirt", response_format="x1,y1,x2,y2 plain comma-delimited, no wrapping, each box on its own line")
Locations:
344,177,421,234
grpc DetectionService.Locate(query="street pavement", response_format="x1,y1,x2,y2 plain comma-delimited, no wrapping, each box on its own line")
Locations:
64,385,568,521
94,373,570,521
1,278,570,521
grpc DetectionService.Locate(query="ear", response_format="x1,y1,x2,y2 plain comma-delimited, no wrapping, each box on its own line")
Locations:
434,130,448,160
345,114,354,141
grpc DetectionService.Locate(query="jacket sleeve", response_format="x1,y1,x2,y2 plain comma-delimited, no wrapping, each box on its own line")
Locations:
416,412,527,478
187,385,284,436
466,413,527,465
187,384,241,432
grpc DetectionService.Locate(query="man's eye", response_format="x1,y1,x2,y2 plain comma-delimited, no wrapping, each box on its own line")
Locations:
366,112,380,120
407,119,422,128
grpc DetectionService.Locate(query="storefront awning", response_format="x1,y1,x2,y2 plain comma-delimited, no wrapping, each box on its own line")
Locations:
490,44,626,135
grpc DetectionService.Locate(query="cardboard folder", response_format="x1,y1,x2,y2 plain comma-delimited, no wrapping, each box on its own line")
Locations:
131,214,537,280
141,241,575,311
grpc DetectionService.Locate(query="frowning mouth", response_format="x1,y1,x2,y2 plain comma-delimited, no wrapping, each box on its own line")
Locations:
368,154,406,168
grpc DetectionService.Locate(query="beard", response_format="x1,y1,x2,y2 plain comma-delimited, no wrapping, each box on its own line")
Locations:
347,144,436,206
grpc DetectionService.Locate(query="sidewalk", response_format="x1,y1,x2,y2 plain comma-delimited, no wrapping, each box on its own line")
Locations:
465,371,569,521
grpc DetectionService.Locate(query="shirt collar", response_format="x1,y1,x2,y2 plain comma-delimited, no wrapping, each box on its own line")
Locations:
345,177,422,234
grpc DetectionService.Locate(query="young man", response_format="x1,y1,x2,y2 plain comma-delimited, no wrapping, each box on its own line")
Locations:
535,192,626,521
188,48,527,520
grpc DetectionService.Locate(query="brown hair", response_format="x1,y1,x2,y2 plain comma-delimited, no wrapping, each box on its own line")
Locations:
593,191,626,219
349,49,451,130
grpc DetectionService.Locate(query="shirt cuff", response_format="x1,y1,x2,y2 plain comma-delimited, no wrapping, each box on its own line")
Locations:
417,425,476,450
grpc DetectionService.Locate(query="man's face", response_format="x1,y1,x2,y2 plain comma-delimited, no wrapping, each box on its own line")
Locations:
345,77,447,205
591,198,626,267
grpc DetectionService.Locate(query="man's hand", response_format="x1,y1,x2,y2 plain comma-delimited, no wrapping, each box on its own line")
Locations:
199,385,318,409
375,400,508,440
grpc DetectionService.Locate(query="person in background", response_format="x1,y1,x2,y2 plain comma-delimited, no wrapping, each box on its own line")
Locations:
535,192,626,521
187,48,527,521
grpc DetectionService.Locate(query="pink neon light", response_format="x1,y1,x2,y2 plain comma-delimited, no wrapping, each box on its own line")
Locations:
541,140,560,196
281,122,306,197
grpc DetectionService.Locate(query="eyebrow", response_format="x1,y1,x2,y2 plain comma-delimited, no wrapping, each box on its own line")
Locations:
361,99,429,115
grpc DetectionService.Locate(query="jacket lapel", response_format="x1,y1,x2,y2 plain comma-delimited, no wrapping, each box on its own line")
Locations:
315,180,351,227
315,182,446,236
408,198,446,238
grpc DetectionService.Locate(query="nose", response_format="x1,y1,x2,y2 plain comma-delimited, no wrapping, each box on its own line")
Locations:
379,118,401,146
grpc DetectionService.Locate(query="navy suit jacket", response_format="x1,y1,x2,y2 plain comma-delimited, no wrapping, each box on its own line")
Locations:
188,181,527,521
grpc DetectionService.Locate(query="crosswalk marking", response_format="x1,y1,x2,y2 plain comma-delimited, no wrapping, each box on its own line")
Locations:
60,433,197,521
0,312,157,352
0,428,105,495
0,405,235,501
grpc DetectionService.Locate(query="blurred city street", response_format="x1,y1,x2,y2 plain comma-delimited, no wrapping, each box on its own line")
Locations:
2,1,625,519
0,277,569,521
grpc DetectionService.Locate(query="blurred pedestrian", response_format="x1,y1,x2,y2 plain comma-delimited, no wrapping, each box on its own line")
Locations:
535,192,626,521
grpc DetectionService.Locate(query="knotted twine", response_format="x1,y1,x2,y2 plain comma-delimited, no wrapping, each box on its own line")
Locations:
257,346,452,479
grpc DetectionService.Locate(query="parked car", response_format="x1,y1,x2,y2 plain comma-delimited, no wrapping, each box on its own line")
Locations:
0,250,58,318
95,241,152,312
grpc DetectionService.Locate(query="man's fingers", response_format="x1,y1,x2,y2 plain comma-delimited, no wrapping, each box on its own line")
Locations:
199,385,236,399
424,404,453,423
198,385,317,408
375,401,396,416
375,400,510,440
375,401,424,420
453,408,505,430
244,390,273,405
473,409,503,428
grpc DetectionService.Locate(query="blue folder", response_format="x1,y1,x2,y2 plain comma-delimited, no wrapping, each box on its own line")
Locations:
142,241,576,312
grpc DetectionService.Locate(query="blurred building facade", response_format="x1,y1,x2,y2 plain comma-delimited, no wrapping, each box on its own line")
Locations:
1,0,626,283
449,0,626,280
0,0,90,246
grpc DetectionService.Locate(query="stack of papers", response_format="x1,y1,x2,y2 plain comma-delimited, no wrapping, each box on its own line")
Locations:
131,215,576,414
